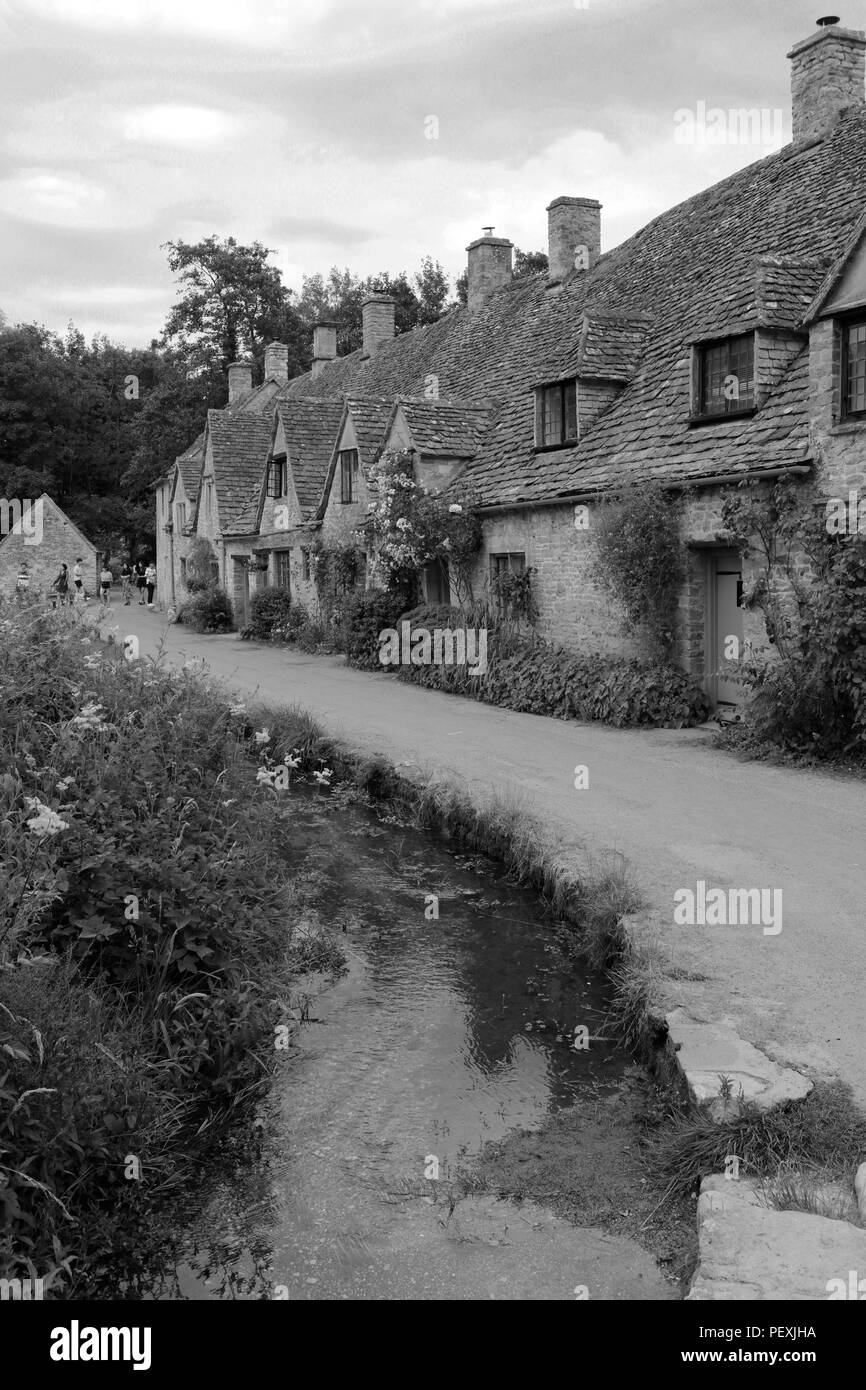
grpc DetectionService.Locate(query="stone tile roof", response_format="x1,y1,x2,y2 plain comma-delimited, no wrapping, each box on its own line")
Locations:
394,398,493,456
176,432,205,501
283,108,866,507
274,399,344,517
205,410,274,534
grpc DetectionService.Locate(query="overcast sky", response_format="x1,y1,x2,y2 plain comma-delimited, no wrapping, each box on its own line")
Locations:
0,0,853,346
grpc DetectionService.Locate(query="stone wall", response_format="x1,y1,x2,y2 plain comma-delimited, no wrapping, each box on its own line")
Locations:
0,496,98,600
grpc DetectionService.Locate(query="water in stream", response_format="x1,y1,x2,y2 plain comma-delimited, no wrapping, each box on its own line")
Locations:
156,791,667,1300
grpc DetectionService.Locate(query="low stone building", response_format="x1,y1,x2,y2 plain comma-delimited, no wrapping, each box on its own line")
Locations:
0,494,98,600
161,18,866,708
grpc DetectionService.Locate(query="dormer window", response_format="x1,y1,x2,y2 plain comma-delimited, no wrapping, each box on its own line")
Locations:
535,380,578,449
268,458,288,499
695,334,755,418
842,318,866,418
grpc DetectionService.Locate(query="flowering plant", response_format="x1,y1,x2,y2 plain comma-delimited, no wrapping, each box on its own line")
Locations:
364,449,481,600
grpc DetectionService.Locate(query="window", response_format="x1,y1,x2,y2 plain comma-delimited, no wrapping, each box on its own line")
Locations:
175,502,186,530
697,334,755,417
269,457,288,498
205,480,214,519
490,552,526,616
535,381,578,448
490,552,525,581
180,557,187,585
842,318,866,418
340,448,359,503
301,549,311,582
274,550,291,589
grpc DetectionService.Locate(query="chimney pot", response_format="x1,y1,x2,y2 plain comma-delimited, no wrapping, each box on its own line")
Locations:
546,196,602,284
787,21,866,141
465,232,513,312
227,360,252,406
264,341,289,385
361,294,396,357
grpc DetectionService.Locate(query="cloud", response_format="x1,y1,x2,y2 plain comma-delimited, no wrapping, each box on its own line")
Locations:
268,216,374,247
122,106,240,146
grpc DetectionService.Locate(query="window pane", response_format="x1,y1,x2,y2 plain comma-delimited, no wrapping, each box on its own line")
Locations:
727,334,754,410
509,553,526,574
701,344,726,415
544,386,562,445
564,381,577,440
847,322,866,414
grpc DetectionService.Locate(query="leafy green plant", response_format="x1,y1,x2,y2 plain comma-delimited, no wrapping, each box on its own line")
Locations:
176,585,234,633
246,586,293,640
341,590,411,670
184,537,220,594
0,600,332,1292
721,479,866,757
590,482,687,658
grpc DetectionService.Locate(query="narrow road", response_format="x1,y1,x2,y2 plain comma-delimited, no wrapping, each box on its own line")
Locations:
110,608,866,1106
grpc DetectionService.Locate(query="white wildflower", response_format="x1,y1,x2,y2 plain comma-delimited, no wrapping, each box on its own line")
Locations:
55,777,73,794
24,797,68,837
256,767,276,785
254,728,270,746
283,753,301,770
70,701,107,732
313,768,333,786
448,503,463,514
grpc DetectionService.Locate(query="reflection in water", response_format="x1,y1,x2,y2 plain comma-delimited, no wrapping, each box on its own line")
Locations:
156,793,628,1300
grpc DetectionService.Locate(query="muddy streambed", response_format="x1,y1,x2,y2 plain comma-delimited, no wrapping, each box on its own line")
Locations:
158,791,673,1300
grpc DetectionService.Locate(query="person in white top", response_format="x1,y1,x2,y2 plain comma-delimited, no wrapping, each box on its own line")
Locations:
145,562,157,608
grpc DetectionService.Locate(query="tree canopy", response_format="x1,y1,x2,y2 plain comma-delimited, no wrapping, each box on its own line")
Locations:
0,237,463,559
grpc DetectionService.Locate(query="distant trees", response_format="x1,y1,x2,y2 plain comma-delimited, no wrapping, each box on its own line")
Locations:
0,235,467,560
296,255,454,355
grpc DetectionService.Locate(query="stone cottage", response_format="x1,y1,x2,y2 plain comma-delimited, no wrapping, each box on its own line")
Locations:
159,17,866,706
0,494,98,600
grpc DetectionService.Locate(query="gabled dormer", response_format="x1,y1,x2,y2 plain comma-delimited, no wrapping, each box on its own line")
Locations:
379,396,492,492
804,212,866,433
686,255,822,424
532,312,651,450
256,399,344,543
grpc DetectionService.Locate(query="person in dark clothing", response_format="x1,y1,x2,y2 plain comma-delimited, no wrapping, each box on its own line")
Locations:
135,560,147,605
51,563,69,607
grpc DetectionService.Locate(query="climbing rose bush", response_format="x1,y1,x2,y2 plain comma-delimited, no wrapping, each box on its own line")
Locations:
365,449,481,599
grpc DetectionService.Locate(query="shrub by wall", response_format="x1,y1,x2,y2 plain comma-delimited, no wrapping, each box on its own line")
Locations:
176,585,234,633
383,605,709,728
246,586,293,640
342,590,413,670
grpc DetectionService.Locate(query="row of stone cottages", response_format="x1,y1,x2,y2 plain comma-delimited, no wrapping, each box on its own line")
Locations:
155,20,866,707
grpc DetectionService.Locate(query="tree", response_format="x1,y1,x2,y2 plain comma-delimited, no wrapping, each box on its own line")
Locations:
413,257,451,324
162,236,309,382
298,259,454,355
513,247,548,278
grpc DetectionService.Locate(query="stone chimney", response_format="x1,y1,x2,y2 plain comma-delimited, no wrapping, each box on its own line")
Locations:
312,322,337,379
361,295,396,357
227,360,252,406
264,341,289,385
788,18,866,142
546,197,602,284
466,230,513,312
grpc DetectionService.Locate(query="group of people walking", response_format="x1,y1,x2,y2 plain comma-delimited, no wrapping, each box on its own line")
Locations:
15,557,157,607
